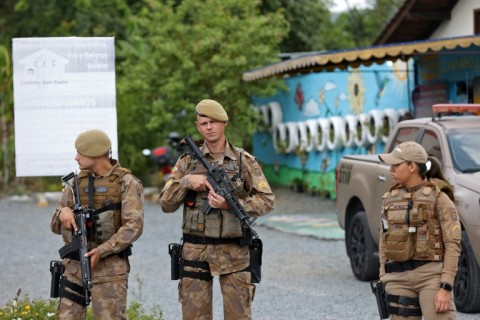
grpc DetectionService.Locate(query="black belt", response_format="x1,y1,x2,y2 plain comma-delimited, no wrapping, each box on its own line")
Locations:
385,260,432,273
183,234,243,245
68,245,132,261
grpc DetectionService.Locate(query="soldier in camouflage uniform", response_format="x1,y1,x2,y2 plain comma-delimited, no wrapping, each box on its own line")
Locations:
378,142,461,319
51,129,144,320
159,99,275,320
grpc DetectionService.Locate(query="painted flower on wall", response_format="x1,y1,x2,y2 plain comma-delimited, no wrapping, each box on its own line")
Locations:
392,60,408,81
295,83,304,110
348,68,365,114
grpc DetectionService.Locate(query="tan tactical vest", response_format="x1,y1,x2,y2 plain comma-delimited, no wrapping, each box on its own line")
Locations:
381,180,444,262
77,167,130,245
182,149,251,238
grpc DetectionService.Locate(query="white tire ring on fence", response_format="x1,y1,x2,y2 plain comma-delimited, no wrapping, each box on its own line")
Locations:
272,123,287,153
259,105,269,130
327,116,346,150
285,122,300,153
343,114,357,148
316,118,330,152
381,109,400,143
366,109,385,145
296,121,309,152
267,102,283,132
354,113,368,147
305,119,319,152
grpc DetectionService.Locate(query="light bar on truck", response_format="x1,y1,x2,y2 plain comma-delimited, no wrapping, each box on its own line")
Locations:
432,104,480,115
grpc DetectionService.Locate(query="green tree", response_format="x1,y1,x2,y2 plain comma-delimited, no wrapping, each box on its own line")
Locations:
0,0,288,188
260,0,404,53
0,45,13,191
333,0,404,49
117,0,288,151
261,0,341,52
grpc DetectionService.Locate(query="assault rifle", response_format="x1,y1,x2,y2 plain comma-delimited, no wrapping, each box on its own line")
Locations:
58,171,93,305
184,136,258,240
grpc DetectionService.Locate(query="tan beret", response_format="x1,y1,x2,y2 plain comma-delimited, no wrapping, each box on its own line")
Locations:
75,129,111,157
195,99,228,121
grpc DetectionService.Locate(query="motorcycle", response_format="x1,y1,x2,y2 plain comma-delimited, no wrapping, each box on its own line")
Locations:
142,132,181,186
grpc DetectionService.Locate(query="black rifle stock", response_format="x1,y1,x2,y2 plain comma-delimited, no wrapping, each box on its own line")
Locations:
58,172,93,305
184,136,258,239
370,280,389,319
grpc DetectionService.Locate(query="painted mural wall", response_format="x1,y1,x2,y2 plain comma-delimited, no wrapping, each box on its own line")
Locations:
252,60,414,199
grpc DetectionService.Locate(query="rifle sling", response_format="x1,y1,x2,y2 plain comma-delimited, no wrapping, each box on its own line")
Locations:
93,202,122,215
88,173,94,208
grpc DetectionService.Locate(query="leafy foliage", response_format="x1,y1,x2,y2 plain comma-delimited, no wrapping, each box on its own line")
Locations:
117,0,288,152
0,294,164,319
0,0,404,189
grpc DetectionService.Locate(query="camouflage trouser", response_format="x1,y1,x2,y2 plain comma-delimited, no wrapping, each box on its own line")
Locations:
179,270,255,320
56,259,128,320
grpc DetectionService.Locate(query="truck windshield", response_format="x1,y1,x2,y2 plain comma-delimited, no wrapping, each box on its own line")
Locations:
447,129,480,173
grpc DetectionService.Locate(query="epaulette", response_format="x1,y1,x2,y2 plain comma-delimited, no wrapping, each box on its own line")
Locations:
178,152,189,159
235,147,257,161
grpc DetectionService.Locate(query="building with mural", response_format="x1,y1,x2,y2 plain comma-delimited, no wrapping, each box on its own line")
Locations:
243,0,480,199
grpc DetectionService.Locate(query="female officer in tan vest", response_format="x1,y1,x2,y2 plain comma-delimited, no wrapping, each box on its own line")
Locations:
378,141,461,319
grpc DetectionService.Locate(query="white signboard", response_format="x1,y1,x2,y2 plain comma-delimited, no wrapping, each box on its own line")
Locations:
12,37,118,177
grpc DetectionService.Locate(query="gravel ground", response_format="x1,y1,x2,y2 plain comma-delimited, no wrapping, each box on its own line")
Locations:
269,186,336,215
1,187,478,319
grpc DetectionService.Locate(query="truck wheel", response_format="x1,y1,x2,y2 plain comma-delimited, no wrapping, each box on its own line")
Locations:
454,230,480,313
346,211,379,281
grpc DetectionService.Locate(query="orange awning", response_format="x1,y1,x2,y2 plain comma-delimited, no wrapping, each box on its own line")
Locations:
242,35,480,82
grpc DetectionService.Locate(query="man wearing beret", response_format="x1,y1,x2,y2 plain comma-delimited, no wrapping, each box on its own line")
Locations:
160,99,275,319
51,129,144,319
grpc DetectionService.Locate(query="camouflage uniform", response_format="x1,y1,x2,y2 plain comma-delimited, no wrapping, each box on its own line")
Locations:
160,140,274,320
379,179,461,319
51,160,144,320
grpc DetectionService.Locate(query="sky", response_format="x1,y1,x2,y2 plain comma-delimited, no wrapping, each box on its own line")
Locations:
331,0,371,12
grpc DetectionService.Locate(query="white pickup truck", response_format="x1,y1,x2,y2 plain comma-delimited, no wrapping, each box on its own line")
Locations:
335,104,480,313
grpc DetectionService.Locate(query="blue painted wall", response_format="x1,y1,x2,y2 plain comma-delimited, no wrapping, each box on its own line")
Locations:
251,61,414,196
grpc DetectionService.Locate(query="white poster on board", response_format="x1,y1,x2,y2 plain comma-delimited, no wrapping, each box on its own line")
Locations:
12,37,118,177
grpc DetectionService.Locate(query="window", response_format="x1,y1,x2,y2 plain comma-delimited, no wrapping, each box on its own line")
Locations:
420,130,442,165
390,127,419,151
